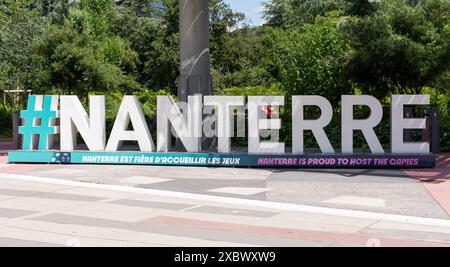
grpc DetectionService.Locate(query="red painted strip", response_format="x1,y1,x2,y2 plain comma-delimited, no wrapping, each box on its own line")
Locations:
0,163,48,174
140,216,450,247
0,156,8,164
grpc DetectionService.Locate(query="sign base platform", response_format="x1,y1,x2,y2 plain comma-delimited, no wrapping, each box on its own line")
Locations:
7,151,435,169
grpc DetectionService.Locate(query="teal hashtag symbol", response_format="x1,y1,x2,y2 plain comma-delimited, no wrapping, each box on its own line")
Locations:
19,95,60,151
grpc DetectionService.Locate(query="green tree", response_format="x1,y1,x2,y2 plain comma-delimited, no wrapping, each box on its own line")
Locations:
211,27,277,91
209,0,245,56
269,13,352,105
41,0,70,24
110,0,248,93
263,0,348,29
109,0,179,92
79,0,112,38
263,0,293,28
33,0,140,99
116,0,159,17
346,0,379,16
0,0,43,108
343,0,450,97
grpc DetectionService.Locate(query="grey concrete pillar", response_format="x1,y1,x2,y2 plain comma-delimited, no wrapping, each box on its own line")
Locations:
178,0,216,151
178,0,212,102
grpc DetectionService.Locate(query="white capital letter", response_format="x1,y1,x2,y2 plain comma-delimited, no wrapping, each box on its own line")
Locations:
157,95,202,152
60,95,105,151
204,96,245,153
292,96,334,154
248,96,285,154
106,96,155,152
342,95,384,154
391,95,430,154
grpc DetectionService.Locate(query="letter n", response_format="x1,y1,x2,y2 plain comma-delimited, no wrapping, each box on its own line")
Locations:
60,96,106,151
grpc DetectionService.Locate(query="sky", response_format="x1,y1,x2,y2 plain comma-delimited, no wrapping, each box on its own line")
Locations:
224,0,266,26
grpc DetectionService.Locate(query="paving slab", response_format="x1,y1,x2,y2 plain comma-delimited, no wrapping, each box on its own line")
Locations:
0,155,450,246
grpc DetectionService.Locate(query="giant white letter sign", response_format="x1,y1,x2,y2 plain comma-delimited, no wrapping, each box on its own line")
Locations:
248,96,285,154
157,95,202,152
391,95,430,154
204,96,245,153
292,96,335,154
106,96,155,152
341,95,384,154
60,96,106,151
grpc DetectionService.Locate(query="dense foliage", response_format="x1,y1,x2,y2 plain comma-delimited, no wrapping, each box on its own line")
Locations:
0,0,449,149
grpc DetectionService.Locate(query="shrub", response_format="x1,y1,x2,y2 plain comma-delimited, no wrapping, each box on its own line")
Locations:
0,106,12,138
221,84,285,97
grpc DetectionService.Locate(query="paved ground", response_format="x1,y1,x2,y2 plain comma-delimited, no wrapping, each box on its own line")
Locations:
0,152,449,247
